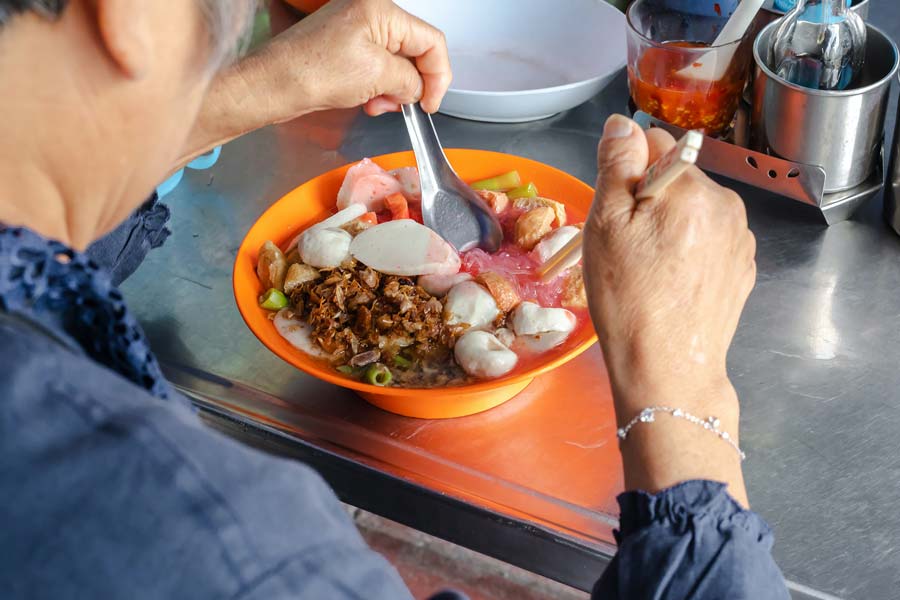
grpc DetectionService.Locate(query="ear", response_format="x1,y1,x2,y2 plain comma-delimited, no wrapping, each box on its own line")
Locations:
94,0,153,79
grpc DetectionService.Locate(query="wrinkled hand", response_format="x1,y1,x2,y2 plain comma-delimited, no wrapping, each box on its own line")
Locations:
246,0,451,118
583,115,756,414
181,0,451,165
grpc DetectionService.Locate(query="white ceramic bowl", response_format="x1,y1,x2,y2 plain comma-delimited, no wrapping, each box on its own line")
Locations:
395,0,627,123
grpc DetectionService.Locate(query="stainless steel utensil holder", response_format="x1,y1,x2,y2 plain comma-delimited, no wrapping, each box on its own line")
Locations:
761,0,870,22
630,18,897,226
634,111,884,225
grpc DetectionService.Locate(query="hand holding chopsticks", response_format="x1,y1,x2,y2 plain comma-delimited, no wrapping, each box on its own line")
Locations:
537,129,704,282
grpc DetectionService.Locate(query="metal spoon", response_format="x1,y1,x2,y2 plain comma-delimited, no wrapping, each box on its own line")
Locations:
401,103,503,253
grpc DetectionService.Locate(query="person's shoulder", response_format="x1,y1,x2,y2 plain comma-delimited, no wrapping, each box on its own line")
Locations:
0,314,88,407
0,313,409,599
0,313,335,513
0,313,168,422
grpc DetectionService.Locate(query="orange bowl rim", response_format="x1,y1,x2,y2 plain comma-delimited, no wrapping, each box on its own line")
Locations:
233,148,599,399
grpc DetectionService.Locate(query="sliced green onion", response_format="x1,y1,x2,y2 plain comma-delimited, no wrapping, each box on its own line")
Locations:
507,182,538,200
365,363,393,387
336,365,354,375
471,170,521,191
392,354,412,369
259,288,288,310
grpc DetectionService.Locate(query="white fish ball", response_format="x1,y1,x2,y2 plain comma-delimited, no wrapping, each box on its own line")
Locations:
534,226,581,271
454,331,518,379
444,281,500,330
418,272,472,297
511,301,576,336
494,327,516,348
299,227,352,269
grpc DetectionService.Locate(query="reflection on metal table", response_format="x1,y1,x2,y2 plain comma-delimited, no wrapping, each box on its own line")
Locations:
120,4,900,599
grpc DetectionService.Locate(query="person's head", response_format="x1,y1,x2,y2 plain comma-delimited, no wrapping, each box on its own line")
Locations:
0,0,256,247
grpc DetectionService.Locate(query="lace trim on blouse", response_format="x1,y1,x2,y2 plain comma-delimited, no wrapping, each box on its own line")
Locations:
0,226,172,400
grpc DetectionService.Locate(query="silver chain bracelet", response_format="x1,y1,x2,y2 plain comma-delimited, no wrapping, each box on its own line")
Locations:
617,407,746,461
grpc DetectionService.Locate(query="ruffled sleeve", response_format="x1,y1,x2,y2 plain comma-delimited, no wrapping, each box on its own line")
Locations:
593,480,790,600
86,194,171,286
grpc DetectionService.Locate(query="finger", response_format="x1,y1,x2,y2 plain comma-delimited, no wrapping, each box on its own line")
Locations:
375,52,425,106
593,114,650,220
389,10,452,113
364,96,402,117
645,127,677,169
638,128,690,213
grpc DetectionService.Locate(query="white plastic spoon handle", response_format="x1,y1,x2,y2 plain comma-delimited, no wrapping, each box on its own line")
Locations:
711,0,766,47
678,0,765,81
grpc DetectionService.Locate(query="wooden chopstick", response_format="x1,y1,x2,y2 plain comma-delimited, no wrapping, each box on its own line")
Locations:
537,229,585,282
537,130,704,282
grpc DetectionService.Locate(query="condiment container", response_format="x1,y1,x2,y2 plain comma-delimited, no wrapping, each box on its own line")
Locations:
751,21,898,192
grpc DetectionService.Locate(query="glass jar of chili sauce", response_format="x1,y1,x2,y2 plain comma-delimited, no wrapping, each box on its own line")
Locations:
626,0,754,137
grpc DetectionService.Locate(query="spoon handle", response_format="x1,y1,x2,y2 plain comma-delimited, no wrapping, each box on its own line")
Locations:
401,103,453,190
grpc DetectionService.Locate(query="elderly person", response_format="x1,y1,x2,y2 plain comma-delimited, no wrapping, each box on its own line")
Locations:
0,0,788,598
587,117,788,598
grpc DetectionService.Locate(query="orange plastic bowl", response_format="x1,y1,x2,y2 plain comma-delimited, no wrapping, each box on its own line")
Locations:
282,0,328,13
233,149,598,419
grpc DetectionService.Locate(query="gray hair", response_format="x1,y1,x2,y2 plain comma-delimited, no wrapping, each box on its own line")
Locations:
0,0,257,69
0,0,66,25
199,0,259,67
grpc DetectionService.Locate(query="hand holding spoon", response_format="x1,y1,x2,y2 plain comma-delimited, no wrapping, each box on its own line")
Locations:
401,103,503,253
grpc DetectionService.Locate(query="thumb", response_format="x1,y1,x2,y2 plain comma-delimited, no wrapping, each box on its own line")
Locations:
375,52,425,107
594,115,650,220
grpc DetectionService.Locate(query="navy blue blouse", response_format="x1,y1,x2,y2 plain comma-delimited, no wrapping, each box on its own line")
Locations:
0,200,790,599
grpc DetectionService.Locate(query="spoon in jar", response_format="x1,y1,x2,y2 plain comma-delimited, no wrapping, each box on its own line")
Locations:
676,0,765,81
401,103,503,253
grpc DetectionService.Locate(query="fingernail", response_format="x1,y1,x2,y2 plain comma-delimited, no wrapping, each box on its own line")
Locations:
603,114,634,139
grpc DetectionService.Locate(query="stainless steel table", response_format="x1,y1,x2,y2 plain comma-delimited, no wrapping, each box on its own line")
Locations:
121,3,900,599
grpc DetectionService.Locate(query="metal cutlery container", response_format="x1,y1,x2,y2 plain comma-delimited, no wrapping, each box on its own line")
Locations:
751,22,898,193
760,0,870,23
634,17,897,225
